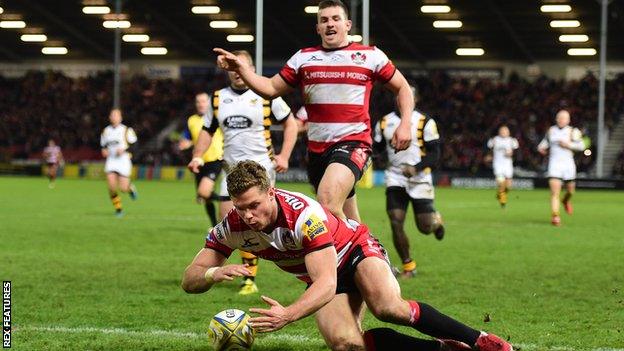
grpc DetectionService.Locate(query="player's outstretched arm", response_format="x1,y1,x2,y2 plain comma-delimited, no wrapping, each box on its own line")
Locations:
384,70,414,151
249,246,337,332
274,114,298,173
188,129,213,173
214,48,293,99
182,248,250,293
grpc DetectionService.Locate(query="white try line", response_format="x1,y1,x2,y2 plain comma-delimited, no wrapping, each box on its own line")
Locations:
16,326,624,351
17,325,318,343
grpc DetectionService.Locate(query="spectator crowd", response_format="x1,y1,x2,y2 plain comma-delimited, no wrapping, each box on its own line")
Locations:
1,69,624,176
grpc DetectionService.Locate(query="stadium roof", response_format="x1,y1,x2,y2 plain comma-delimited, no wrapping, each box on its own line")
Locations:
0,0,623,64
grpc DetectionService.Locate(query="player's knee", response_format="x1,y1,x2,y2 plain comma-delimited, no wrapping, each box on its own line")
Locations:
367,301,402,324
388,216,404,232
197,188,212,199
317,192,341,213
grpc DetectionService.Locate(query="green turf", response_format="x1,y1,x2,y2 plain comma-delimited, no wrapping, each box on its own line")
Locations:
1,177,623,350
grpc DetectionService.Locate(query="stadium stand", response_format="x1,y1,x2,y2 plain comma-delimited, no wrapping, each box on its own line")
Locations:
2,70,624,175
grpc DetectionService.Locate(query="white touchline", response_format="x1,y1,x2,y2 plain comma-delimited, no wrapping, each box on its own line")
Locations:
15,326,624,351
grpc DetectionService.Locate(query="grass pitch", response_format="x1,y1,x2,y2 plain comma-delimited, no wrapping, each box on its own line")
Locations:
1,177,622,350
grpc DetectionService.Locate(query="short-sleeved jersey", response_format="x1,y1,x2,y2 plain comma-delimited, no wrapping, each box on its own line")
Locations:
538,125,584,166
374,110,439,183
204,189,364,284
185,114,223,163
43,145,62,164
100,124,137,160
203,87,291,165
279,43,396,153
295,106,308,123
487,136,519,169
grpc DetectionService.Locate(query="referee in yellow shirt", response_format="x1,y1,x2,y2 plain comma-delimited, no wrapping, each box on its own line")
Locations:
179,92,224,227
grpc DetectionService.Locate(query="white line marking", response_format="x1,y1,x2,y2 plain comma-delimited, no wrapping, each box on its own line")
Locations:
16,326,624,350
17,326,319,343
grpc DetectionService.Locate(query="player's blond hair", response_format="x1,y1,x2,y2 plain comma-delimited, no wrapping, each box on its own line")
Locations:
232,50,254,66
226,160,270,198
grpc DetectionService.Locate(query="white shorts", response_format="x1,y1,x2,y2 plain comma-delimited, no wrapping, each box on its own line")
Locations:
217,159,276,198
493,164,513,181
105,157,132,178
548,161,576,181
385,170,435,200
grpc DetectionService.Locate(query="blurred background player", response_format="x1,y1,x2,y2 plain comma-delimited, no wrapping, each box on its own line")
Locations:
538,110,585,226
188,50,298,295
213,0,414,223
179,92,224,228
374,89,444,278
100,109,138,217
487,125,519,208
42,138,64,189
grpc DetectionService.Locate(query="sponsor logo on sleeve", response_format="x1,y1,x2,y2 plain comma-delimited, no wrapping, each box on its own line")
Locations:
302,214,328,241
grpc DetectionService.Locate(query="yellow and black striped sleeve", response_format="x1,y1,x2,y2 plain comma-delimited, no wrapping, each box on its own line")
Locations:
202,90,220,135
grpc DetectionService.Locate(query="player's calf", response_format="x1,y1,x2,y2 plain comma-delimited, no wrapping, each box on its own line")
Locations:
416,212,445,240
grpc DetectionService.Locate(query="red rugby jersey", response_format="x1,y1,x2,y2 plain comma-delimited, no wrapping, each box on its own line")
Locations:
204,189,364,283
279,43,396,153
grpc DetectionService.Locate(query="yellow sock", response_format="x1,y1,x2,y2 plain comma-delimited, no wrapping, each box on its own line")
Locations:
241,251,258,278
110,193,122,211
497,190,507,205
500,191,507,205
402,260,416,272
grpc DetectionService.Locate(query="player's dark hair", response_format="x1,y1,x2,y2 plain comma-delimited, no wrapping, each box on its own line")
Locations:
318,0,349,19
227,160,270,198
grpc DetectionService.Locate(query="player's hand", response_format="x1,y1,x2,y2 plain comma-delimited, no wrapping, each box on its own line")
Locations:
391,122,411,151
187,157,204,173
402,164,418,177
212,264,252,283
273,154,289,173
214,48,243,72
178,139,192,151
249,295,291,333
538,148,547,156
116,147,125,156
101,149,109,158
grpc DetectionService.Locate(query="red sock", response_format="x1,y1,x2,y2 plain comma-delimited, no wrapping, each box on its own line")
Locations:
408,300,421,325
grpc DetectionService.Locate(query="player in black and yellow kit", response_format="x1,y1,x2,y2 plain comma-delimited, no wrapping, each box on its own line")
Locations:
179,92,224,227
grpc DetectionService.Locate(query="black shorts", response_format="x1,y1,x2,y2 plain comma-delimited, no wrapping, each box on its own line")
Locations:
306,229,390,295
386,186,435,214
307,141,371,199
194,160,222,186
